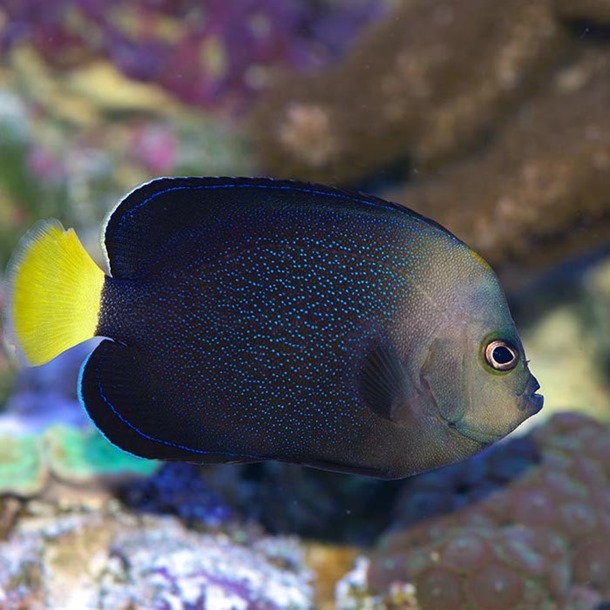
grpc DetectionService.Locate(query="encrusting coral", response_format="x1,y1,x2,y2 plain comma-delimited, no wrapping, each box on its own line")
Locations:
0,424,158,498
336,413,610,609
0,510,313,609
0,434,47,497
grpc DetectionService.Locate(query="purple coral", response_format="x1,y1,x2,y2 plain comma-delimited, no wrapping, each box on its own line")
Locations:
0,0,387,112
363,413,610,609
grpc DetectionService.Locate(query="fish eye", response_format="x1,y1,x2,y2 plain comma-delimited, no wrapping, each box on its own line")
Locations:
484,339,519,371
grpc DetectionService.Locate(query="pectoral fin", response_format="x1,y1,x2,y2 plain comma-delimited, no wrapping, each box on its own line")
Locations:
360,338,411,423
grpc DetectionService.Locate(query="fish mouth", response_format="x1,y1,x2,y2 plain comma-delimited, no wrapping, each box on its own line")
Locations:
519,376,544,414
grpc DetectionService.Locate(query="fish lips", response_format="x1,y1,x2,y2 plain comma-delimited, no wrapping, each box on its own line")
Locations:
519,375,544,415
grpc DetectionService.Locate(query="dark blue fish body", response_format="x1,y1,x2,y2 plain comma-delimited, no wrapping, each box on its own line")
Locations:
8,178,543,478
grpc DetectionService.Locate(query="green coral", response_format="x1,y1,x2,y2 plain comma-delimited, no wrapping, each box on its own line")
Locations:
45,425,158,485
0,433,48,497
0,425,159,497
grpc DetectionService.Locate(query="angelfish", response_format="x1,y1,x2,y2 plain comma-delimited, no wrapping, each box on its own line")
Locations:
6,177,543,478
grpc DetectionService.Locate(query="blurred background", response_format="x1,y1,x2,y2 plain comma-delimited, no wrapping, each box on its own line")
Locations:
0,1,609,609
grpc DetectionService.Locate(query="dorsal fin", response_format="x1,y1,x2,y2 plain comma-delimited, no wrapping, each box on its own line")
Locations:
103,176,458,279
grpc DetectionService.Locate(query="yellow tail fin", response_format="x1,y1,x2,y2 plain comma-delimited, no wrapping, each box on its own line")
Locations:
6,220,105,366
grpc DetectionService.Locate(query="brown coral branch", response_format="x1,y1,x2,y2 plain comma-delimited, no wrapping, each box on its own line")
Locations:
251,0,571,184
392,50,610,281
365,412,610,608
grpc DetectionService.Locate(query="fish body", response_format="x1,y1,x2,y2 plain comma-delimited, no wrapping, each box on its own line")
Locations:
7,178,543,478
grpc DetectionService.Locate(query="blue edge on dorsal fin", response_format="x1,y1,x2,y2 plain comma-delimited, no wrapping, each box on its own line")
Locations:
102,176,459,280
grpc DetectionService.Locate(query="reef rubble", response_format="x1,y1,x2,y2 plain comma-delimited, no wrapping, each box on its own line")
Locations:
0,508,313,610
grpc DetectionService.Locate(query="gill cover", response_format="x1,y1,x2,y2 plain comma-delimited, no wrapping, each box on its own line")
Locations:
420,333,468,427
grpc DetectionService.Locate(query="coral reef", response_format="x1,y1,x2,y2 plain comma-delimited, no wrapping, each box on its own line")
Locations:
1,4,610,608
121,462,236,529
336,412,610,609
121,459,399,544
45,425,159,486
0,424,158,498
0,433,46,497
0,509,313,609
399,49,610,278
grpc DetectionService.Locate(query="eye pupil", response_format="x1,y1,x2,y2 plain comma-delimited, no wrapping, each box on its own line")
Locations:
484,339,518,371
492,345,513,365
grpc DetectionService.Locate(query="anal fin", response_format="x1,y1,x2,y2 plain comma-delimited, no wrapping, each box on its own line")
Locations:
78,340,232,463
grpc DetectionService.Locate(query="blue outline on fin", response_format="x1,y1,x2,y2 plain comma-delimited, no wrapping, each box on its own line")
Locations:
120,181,402,227
117,179,458,239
